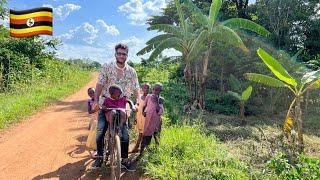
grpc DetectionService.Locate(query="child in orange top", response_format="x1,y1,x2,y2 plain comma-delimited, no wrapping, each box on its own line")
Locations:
130,83,150,153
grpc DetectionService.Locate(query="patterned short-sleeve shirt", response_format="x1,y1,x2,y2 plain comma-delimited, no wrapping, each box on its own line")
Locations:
98,61,140,106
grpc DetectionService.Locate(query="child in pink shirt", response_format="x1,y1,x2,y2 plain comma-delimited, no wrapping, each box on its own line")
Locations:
140,83,164,154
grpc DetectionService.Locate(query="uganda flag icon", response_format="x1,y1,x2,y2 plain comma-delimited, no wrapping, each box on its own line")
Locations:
10,7,53,38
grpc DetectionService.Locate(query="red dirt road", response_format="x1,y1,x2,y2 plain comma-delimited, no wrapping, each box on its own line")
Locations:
0,74,142,180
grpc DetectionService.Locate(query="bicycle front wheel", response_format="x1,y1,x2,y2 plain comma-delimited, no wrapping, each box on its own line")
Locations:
110,135,121,180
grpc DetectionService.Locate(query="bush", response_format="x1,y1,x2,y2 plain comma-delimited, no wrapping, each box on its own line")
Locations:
266,153,320,179
205,90,240,115
140,126,249,179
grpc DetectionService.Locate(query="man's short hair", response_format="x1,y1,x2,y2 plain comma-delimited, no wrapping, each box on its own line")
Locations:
115,43,129,53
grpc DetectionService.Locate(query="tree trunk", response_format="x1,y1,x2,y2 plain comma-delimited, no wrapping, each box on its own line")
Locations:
295,96,304,152
198,44,212,109
194,63,198,103
305,90,309,112
184,62,193,105
240,101,246,125
220,66,224,93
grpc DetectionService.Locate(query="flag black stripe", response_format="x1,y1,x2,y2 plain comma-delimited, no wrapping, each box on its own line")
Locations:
10,7,53,15
10,21,52,29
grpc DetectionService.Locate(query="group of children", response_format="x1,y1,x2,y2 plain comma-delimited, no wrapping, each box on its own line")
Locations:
87,82,164,157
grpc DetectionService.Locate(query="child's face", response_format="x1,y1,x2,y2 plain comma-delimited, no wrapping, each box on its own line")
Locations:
88,90,95,99
142,85,150,94
153,86,162,95
110,89,121,99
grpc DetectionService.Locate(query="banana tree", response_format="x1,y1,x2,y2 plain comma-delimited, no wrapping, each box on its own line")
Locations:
137,0,206,105
228,85,253,124
183,0,270,108
245,48,320,152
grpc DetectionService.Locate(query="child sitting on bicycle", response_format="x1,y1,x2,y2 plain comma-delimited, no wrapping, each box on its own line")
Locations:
102,85,135,126
140,82,164,154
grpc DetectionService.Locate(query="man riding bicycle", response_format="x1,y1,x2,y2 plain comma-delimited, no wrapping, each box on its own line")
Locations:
92,43,140,169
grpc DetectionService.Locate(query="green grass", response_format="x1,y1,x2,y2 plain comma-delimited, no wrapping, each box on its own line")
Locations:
140,126,250,180
0,70,91,129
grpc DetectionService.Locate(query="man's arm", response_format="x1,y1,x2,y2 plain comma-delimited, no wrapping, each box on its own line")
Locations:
134,88,140,105
93,63,108,111
126,99,135,110
93,83,103,111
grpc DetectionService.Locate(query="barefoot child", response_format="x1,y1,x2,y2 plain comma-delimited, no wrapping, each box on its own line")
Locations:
87,87,98,158
87,88,96,129
130,83,150,153
140,83,164,154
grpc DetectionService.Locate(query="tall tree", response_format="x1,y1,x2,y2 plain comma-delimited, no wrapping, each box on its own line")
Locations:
137,0,205,105
183,0,269,108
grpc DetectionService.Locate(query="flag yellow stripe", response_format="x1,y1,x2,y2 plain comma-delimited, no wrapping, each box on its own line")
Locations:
10,26,52,34
10,12,52,20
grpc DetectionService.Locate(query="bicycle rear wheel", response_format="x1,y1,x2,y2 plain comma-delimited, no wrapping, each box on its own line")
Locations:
110,135,121,180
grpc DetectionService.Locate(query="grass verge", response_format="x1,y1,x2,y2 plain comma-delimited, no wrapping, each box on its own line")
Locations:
0,70,91,129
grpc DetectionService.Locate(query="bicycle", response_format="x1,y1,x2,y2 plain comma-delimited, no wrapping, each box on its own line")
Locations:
103,107,132,180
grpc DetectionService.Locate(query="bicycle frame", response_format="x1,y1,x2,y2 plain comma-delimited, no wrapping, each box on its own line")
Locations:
103,108,128,180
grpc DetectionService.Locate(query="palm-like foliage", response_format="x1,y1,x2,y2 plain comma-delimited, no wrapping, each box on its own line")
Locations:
137,0,205,104
183,0,269,108
228,85,253,122
245,48,320,151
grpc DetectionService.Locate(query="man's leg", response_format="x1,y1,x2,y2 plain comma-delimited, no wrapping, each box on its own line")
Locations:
92,109,107,168
120,122,129,159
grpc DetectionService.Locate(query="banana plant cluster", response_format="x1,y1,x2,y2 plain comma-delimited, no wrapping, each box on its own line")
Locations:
137,0,269,109
245,48,320,152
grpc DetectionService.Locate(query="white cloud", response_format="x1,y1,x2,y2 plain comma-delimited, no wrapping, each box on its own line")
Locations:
118,0,168,26
43,3,81,21
106,36,146,62
58,22,98,44
56,44,111,64
56,35,181,64
105,35,181,62
59,20,119,44
0,15,9,28
96,19,120,36
315,3,320,19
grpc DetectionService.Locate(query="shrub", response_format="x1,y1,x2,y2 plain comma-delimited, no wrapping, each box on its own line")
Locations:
140,126,249,179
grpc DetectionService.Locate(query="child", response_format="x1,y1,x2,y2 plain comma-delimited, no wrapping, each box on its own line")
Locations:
140,82,164,154
130,83,150,153
87,87,97,158
102,85,134,127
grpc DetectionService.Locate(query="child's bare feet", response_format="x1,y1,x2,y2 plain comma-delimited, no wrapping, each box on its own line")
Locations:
129,148,139,153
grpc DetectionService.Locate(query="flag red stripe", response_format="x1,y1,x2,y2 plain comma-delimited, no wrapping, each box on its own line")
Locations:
10,16,52,25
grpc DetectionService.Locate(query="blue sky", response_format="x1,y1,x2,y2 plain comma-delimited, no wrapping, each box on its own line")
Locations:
1,0,256,64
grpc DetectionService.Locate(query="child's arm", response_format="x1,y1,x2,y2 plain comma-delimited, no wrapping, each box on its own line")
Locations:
158,97,164,115
88,101,95,114
158,104,164,115
142,95,148,117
